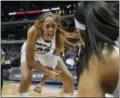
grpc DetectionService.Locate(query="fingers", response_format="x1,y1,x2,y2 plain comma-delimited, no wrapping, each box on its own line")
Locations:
54,70,62,74
34,86,42,94
46,66,54,70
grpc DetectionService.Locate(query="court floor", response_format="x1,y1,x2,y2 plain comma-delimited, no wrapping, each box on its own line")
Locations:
2,80,77,97
2,80,115,97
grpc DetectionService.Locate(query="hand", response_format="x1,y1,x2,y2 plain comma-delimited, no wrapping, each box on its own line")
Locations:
48,69,62,80
34,84,42,94
54,70,62,80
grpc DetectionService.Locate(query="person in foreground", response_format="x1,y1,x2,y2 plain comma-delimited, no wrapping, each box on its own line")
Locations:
74,1,119,97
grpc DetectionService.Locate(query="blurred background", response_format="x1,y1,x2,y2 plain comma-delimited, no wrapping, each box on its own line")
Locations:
1,1,119,97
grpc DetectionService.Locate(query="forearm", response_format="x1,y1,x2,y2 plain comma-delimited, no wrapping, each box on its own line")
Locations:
39,67,54,85
28,60,50,76
39,75,49,86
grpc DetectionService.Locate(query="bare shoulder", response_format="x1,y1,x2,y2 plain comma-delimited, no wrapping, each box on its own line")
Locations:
110,48,119,60
27,25,37,36
103,47,119,63
26,25,38,42
106,48,119,69
100,48,119,87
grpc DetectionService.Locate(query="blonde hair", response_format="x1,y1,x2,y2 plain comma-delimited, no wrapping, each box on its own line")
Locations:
34,12,75,55
34,12,61,26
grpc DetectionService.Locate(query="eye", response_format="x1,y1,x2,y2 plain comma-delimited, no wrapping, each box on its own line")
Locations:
46,24,50,28
51,24,56,29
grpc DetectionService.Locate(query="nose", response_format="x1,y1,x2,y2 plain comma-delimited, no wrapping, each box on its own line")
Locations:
48,26,54,32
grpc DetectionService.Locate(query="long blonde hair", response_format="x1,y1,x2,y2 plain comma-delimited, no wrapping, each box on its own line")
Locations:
34,12,75,55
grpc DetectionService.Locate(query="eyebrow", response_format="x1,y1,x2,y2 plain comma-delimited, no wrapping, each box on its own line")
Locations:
44,22,56,25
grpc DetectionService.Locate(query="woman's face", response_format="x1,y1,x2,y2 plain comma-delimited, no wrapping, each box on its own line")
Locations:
42,16,57,41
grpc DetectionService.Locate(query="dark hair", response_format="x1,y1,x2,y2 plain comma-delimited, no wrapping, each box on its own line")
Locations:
106,1,119,20
74,1,119,81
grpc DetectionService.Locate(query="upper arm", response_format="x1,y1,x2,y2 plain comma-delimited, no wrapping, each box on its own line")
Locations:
26,26,37,64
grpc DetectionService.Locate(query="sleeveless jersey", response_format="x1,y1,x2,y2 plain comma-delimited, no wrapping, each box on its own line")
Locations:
21,33,59,69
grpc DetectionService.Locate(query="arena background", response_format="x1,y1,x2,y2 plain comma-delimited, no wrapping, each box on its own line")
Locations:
1,1,119,97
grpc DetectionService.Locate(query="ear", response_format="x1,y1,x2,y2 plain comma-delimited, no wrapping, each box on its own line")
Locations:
36,22,43,29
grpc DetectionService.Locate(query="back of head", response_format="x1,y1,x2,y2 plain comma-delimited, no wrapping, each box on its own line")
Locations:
75,1,119,44
74,1,119,81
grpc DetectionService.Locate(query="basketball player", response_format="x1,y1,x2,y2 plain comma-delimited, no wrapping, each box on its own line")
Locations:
74,1,119,97
18,12,76,97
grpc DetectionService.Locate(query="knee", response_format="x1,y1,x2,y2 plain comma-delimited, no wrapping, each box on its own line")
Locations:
63,74,74,85
67,74,74,84
21,74,32,82
20,64,32,82
20,70,32,82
